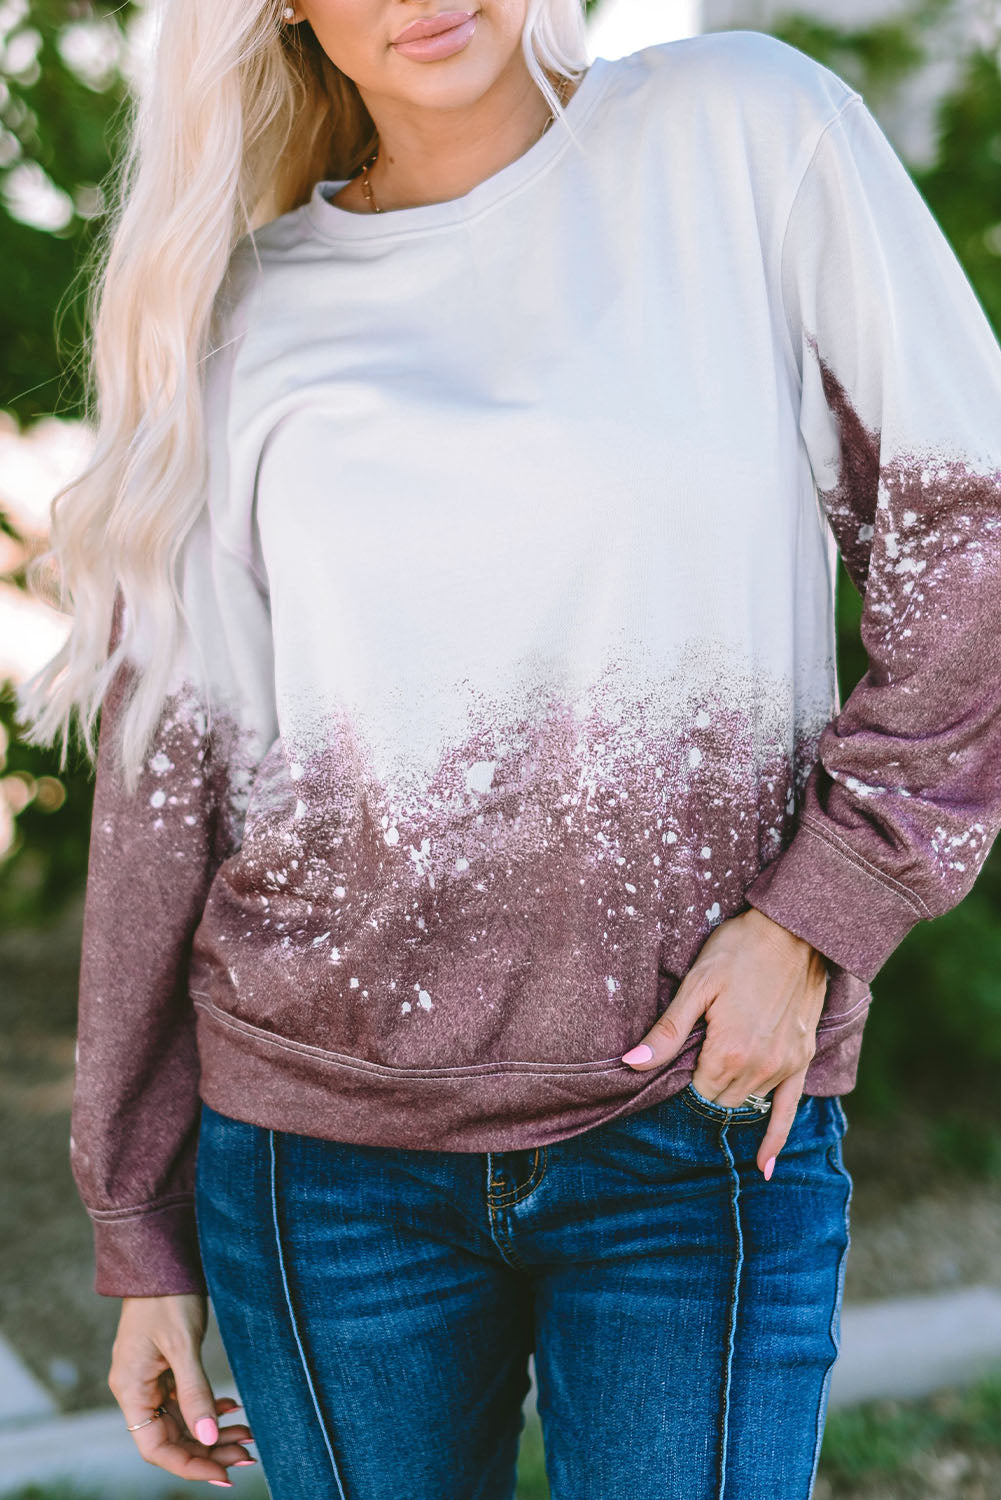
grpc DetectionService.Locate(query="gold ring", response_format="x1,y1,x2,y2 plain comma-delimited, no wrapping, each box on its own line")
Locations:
126,1402,169,1431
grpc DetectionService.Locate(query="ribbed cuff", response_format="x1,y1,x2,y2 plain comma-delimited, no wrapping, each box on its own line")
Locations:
743,816,924,984
91,1199,207,1298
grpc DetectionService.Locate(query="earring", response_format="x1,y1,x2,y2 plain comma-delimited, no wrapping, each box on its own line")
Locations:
283,5,294,16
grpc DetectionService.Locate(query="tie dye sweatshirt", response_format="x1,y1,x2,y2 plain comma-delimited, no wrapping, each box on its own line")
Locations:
71,29,1001,1296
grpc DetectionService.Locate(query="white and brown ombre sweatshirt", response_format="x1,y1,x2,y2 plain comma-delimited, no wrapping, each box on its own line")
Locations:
72,30,1001,1294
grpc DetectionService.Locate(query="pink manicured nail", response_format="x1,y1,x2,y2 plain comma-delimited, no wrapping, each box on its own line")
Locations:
208,1482,232,1489
234,1459,257,1465
764,1156,776,1180
621,1044,654,1065
196,1417,219,1444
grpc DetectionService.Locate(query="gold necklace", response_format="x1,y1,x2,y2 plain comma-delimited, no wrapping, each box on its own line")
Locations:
359,77,570,214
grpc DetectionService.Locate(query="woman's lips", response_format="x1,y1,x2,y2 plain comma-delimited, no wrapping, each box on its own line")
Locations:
391,12,477,60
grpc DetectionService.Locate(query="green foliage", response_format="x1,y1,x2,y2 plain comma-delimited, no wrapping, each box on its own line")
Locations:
763,0,952,100
1,0,138,424
4,1490,100,1500
920,47,1001,337
763,0,1001,1124
516,1412,550,1499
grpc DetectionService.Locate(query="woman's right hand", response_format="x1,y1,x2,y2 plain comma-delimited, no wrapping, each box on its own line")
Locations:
109,1292,255,1487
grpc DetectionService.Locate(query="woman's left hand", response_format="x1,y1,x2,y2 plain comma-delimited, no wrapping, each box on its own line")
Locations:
620,907,830,1178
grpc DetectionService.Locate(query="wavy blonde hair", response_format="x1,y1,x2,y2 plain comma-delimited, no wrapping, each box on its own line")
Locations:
16,0,591,797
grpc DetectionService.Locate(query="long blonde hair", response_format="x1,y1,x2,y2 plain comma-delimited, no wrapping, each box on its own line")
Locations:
16,0,591,797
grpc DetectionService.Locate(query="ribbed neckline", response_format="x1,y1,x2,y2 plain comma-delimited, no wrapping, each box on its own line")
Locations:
303,52,615,242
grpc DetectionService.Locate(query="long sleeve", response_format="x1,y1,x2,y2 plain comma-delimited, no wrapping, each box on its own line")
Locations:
744,90,1001,984
71,316,277,1297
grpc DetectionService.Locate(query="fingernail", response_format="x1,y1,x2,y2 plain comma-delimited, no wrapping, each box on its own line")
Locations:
763,1156,776,1180
234,1459,257,1465
621,1044,654,1065
209,1483,232,1489
196,1417,219,1444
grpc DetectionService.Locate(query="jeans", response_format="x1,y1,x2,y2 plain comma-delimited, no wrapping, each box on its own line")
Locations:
194,1085,852,1500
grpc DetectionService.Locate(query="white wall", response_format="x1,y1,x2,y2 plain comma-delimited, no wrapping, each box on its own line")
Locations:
587,0,701,59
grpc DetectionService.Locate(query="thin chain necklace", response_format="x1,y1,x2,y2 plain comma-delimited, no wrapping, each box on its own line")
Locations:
358,77,571,214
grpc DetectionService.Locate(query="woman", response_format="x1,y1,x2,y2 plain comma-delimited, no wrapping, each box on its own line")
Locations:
18,0,1001,1493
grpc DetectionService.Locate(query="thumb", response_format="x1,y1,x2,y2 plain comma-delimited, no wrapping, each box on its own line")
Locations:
622,974,713,1071
170,1343,219,1448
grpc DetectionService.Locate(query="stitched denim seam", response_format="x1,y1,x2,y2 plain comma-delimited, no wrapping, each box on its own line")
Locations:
807,1134,854,1496
679,1088,766,1126
486,1147,548,1208
717,1125,744,1498
485,1200,529,1270
486,1150,515,1209
269,1129,349,1500
510,1147,547,1205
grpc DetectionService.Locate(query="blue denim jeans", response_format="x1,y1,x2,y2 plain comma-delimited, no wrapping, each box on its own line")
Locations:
194,1085,852,1499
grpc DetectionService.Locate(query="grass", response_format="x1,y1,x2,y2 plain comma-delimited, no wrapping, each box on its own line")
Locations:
512,1363,1001,1500
818,1365,1001,1493
2,1363,1000,1499
3,1370,1001,1500
516,1410,549,1498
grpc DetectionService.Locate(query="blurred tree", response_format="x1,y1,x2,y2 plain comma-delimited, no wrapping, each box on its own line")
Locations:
1,0,137,426
1,0,138,924
760,0,1001,1119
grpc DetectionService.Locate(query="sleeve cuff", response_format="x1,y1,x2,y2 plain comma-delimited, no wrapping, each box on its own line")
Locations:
743,816,925,984
91,1199,207,1298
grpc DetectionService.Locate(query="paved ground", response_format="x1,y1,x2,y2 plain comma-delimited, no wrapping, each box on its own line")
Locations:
3,1284,1001,1496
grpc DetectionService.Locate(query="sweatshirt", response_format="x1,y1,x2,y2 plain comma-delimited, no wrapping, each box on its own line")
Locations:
71,29,1001,1297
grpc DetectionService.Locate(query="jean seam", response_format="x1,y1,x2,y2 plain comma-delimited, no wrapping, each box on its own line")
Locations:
679,1087,766,1127
511,1146,547,1205
806,1131,853,1496
485,1200,529,1269
717,1125,743,1500
486,1148,549,1208
269,1128,349,1500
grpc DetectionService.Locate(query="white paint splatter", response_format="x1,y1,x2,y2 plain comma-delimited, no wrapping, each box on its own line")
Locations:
466,760,497,795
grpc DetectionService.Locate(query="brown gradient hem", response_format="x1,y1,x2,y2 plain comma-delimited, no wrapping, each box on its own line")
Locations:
192,992,869,1155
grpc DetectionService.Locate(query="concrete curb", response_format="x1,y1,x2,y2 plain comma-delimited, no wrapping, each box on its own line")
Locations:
2,1285,1001,1495
831,1284,1001,1408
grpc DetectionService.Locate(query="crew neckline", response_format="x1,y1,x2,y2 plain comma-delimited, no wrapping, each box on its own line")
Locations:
303,52,615,241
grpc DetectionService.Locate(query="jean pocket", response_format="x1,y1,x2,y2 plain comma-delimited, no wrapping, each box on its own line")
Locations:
678,1080,773,1125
